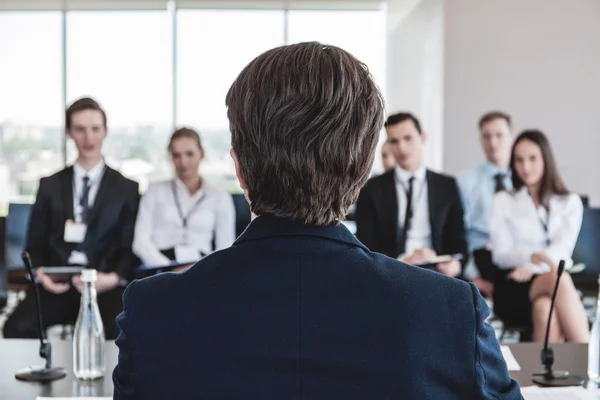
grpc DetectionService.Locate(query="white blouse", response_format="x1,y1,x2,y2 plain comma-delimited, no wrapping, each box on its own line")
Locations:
133,179,236,266
490,187,583,272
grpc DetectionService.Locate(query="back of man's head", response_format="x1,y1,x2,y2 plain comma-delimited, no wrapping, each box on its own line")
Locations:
226,42,384,226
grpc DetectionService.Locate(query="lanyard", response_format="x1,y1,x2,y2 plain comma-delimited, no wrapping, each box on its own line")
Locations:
171,180,207,228
537,208,551,246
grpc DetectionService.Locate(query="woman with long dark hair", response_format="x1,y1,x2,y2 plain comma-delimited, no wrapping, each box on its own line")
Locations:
490,130,588,343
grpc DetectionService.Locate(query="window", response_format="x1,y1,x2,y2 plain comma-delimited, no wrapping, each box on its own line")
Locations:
287,10,386,97
176,9,285,192
0,12,63,215
66,11,173,192
0,6,387,212
287,10,387,173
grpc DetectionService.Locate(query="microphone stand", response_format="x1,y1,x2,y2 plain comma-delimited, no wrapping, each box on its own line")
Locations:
532,260,584,387
14,251,67,382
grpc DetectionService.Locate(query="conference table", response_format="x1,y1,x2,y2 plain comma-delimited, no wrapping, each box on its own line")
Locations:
0,340,590,398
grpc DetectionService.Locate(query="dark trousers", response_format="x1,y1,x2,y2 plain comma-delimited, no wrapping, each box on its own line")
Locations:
2,285,124,340
473,248,533,329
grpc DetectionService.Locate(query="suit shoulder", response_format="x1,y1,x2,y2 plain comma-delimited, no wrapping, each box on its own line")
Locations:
370,252,476,308
428,170,459,193
43,167,71,182
364,170,394,190
428,169,457,183
127,272,182,303
109,169,139,192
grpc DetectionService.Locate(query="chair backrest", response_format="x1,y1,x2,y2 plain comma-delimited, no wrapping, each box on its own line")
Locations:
572,207,600,276
0,216,6,300
231,193,251,237
5,203,32,270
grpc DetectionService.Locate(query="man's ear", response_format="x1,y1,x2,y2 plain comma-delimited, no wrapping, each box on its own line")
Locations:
230,148,247,191
420,131,428,144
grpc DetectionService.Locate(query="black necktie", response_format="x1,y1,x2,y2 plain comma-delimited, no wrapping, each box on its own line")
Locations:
494,173,507,193
398,176,415,255
80,176,91,223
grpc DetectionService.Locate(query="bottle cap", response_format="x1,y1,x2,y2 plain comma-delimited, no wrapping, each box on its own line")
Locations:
80,268,97,283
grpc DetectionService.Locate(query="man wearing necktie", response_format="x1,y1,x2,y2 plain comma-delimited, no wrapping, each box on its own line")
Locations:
2,97,139,340
356,112,468,278
457,111,513,297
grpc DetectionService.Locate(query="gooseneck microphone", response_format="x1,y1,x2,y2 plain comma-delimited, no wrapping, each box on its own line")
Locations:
532,260,584,387
14,251,67,382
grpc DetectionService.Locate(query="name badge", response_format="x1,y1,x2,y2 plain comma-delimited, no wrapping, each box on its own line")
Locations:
174,245,201,263
64,220,87,243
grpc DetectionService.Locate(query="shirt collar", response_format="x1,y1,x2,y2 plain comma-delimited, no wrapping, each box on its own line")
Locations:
394,165,426,185
73,159,105,183
174,177,206,197
483,161,510,177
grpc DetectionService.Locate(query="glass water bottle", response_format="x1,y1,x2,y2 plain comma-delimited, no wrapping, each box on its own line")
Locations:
73,268,105,380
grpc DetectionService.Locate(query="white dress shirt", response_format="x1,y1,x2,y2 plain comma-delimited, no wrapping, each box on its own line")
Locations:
68,159,106,265
394,165,432,257
133,178,236,266
490,187,583,273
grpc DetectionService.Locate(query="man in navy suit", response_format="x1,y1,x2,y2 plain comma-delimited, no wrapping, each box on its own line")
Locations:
113,42,522,399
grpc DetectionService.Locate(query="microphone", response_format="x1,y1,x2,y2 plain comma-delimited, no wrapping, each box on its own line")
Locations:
532,260,584,387
14,251,67,382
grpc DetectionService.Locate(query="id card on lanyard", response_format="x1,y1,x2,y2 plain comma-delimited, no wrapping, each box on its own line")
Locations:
171,180,207,243
172,180,207,262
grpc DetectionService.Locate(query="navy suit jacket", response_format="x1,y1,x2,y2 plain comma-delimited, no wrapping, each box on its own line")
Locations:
113,215,522,399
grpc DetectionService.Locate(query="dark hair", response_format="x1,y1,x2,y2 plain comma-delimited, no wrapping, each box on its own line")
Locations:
65,97,107,130
510,129,569,204
225,42,384,226
478,111,511,129
168,127,203,152
384,112,422,133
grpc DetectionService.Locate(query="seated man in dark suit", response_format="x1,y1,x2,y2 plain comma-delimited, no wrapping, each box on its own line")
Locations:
356,112,468,278
113,42,521,399
2,97,139,340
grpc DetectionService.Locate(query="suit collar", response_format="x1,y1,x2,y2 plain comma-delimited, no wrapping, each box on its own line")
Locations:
73,159,106,184
234,214,369,251
394,165,427,185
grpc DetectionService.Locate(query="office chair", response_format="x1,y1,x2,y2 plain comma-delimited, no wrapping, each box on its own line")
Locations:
231,193,251,237
571,207,600,296
5,203,32,292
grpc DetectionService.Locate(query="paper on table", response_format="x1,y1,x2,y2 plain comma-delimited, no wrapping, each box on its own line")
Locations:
501,345,521,371
520,386,598,399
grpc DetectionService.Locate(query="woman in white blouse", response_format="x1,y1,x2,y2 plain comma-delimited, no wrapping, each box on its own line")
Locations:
133,127,236,269
490,130,588,343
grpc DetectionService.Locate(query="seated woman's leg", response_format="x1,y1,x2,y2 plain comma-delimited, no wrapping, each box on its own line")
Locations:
531,296,563,342
530,271,589,343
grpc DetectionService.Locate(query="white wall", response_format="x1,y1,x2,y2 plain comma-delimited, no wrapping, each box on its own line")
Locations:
443,0,600,205
387,0,444,171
